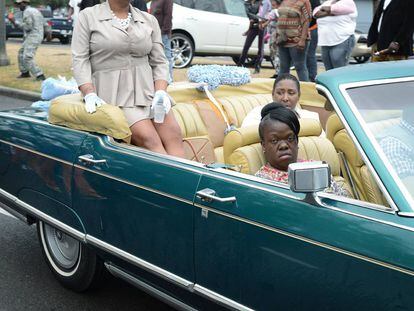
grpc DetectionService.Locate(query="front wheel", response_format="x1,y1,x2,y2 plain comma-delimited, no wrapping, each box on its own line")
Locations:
171,33,194,69
37,221,104,292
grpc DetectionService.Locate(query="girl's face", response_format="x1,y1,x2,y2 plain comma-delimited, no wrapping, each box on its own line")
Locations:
272,79,300,110
271,1,280,9
261,120,299,172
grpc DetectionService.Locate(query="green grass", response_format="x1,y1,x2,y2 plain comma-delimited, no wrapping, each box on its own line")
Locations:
0,43,73,93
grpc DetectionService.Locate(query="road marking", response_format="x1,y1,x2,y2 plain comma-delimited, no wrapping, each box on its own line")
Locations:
0,208,16,219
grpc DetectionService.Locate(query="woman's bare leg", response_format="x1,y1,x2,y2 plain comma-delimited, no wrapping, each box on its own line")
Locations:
153,111,185,158
130,119,167,154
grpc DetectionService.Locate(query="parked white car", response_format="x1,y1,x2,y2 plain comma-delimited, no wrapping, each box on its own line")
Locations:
171,0,270,68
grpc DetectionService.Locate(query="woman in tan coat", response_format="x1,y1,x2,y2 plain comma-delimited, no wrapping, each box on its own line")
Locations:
71,0,184,157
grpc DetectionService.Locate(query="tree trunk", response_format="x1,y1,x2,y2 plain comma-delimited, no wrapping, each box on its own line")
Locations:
0,0,11,66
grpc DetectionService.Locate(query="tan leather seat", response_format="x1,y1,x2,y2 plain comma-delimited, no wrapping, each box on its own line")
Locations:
326,114,387,205
172,104,217,163
223,119,351,194
219,94,273,127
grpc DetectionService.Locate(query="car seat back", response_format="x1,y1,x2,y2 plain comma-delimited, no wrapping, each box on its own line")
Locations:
326,114,387,205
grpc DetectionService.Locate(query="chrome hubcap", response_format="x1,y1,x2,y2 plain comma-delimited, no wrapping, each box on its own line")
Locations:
171,37,192,68
44,223,80,269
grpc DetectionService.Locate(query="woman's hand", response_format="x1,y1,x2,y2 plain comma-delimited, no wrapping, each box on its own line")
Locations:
151,90,171,114
314,6,331,18
84,93,105,114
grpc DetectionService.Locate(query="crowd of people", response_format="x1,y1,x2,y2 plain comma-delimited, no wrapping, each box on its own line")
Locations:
239,0,414,81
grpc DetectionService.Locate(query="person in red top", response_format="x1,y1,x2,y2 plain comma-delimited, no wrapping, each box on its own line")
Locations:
150,0,173,83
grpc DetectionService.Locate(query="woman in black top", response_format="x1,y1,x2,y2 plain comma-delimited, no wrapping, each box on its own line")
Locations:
237,0,265,74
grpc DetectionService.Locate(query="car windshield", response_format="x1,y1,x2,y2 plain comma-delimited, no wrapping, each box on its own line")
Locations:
346,80,414,202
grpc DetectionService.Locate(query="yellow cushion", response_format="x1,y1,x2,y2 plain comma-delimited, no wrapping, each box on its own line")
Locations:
48,93,132,143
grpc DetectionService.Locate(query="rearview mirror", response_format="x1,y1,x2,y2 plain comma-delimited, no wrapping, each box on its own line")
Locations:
288,161,331,193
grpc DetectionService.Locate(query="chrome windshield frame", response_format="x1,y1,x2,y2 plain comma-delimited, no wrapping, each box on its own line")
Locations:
331,77,414,212
317,82,402,213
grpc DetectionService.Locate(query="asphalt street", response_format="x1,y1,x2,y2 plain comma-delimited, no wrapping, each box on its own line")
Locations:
0,95,173,311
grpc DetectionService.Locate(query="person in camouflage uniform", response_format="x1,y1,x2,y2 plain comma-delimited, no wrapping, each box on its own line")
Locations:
8,0,46,80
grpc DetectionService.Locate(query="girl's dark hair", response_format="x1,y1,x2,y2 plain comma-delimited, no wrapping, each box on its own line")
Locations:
259,102,301,141
272,73,301,95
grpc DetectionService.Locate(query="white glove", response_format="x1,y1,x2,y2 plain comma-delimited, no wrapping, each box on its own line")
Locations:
151,90,171,114
84,93,105,114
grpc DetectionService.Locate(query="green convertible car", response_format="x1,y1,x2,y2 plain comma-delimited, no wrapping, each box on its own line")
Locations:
0,61,413,310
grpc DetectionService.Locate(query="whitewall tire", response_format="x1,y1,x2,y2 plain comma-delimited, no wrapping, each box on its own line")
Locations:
37,221,104,292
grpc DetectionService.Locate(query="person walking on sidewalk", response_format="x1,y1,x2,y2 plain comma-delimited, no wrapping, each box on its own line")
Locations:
367,0,414,62
276,0,312,81
150,0,173,83
261,0,281,78
238,0,271,74
306,0,320,82
8,0,46,80
313,0,357,70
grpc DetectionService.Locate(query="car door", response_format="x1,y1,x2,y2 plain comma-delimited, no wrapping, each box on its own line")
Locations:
194,168,414,310
186,0,228,53
72,134,201,284
222,0,252,54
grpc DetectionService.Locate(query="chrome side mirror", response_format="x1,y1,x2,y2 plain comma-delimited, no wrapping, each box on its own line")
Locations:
288,161,331,206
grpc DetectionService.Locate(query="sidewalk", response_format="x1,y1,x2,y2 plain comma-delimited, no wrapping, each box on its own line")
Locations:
0,85,41,102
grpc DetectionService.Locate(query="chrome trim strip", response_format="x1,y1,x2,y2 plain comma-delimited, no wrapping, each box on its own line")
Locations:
316,84,398,212
336,78,414,210
86,234,194,289
0,139,73,166
0,187,86,242
194,203,414,277
73,164,194,206
105,263,196,311
193,284,254,311
318,192,395,214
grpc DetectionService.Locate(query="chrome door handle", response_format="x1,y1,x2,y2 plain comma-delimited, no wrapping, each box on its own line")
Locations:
230,22,240,26
196,188,236,203
78,154,107,165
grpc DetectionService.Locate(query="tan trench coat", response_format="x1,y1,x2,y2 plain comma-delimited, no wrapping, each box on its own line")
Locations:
71,2,169,108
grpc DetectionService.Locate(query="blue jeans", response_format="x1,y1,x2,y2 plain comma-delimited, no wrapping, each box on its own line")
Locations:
162,34,173,84
278,43,309,81
306,28,318,82
321,35,355,70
